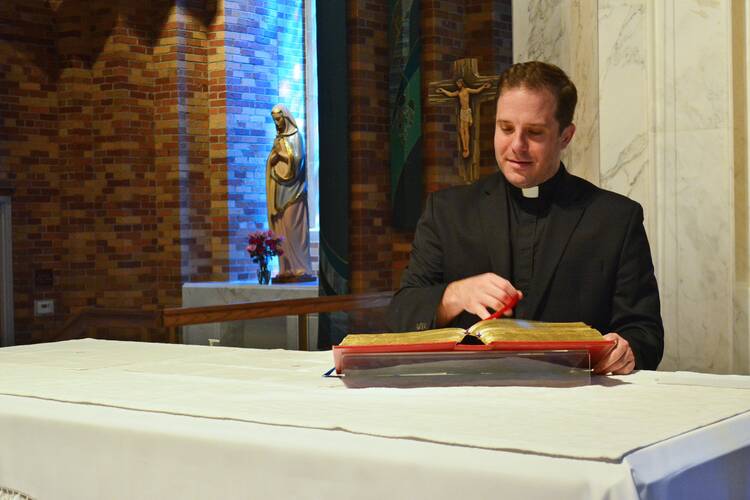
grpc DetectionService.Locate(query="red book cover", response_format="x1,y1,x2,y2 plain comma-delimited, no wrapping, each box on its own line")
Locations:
333,320,616,374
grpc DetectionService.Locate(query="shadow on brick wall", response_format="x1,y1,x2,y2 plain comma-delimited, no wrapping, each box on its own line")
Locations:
2,0,218,81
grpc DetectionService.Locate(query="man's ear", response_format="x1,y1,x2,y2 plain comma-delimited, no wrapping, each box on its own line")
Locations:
560,123,576,148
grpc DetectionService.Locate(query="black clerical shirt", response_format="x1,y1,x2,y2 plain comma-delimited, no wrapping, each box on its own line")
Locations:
506,168,564,318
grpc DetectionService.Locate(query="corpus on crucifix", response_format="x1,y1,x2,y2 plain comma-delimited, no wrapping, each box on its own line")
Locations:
428,59,501,183
436,79,491,159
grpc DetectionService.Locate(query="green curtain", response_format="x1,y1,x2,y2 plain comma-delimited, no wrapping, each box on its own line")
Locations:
389,0,422,229
316,0,349,348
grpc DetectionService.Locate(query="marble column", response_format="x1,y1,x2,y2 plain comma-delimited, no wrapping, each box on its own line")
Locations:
513,0,749,374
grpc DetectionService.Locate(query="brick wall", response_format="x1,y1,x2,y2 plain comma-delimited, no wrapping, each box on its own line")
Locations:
207,1,232,280
347,0,392,295
0,1,60,344
2,0,318,343
345,0,392,331
1,0,511,343
3,1,226,343
153,1,215,308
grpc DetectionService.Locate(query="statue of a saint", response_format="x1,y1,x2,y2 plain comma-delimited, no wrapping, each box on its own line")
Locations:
266,104,314,283
436,79,491,158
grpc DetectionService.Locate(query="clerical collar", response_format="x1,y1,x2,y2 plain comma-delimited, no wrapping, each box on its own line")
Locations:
509,165,564,202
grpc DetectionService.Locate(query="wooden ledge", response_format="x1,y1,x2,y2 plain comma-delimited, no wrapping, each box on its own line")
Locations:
162,291,393,327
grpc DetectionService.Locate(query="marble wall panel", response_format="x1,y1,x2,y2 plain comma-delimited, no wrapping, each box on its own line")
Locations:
673,2,731,131
735,283,750,373
513,0,566,64
597,0,650,223
672,128,733,371
734,0,750,372
566,0,600,185
667,1,734,373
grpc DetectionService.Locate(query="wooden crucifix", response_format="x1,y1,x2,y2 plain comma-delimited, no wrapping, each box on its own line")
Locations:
428,58,501,183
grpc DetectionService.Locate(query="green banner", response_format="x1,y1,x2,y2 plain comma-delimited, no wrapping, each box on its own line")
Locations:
389,0,422,229
317,0,350,348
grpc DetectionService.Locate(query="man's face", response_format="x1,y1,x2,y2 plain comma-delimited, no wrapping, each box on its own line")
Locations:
494,86,575,188
456,79,464,89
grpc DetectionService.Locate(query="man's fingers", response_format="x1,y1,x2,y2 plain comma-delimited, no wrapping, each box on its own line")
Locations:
594,334,634,375
472,305,492,320
611,356,635,375
602,353,634,375
596,355,626,375
484,293,514,313
448,274,522,321
594,348,624,374
482,291,522,317
497,290,522,315
483,273,520,298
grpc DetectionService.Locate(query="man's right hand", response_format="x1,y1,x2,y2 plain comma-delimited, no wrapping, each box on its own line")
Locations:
436,273,522,327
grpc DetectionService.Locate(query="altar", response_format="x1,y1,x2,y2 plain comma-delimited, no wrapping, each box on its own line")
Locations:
0,339,749,499
181,280,319,350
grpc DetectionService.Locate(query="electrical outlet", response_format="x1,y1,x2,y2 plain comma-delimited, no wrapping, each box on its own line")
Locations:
34,299,54,316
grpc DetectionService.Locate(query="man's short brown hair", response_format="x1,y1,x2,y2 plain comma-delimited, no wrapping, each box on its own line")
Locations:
496,61,578,131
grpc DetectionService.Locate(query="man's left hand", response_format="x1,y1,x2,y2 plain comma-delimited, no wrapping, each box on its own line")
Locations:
593,333,635,375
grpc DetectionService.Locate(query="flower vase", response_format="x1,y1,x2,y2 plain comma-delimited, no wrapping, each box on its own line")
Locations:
257,262,271,285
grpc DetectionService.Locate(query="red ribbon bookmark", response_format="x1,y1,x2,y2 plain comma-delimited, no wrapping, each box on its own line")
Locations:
485,292,520,320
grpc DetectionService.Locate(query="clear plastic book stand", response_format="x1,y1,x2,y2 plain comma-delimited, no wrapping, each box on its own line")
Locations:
337,350,591,388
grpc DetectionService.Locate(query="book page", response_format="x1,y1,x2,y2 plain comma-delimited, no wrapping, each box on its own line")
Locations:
468,319,604,343
339,328,466,346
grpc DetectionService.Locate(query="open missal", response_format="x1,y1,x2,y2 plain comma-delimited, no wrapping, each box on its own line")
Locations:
333,318,616,374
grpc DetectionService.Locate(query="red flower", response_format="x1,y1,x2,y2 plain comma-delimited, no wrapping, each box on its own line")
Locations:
247,229,284,264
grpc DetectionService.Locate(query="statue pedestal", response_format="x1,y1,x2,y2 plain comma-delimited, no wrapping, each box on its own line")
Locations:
181,280,319,350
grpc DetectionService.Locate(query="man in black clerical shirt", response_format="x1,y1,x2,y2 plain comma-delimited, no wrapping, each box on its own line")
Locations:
387,61,664,374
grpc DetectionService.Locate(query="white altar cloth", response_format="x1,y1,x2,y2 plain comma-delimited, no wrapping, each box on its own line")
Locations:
0,339,748,500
